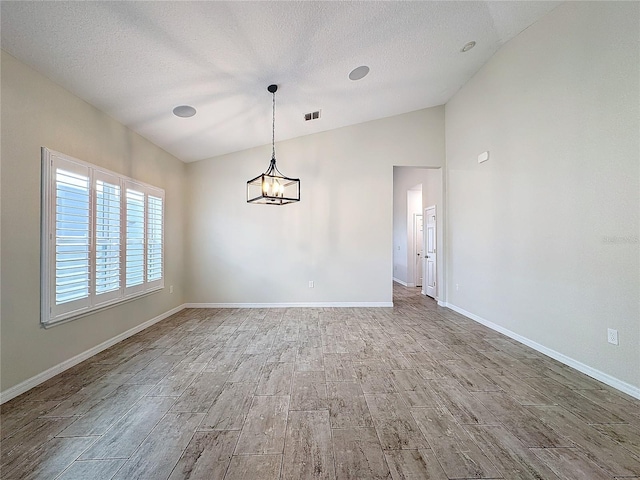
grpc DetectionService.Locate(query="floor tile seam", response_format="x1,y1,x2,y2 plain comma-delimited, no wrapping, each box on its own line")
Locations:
82,397,180,461
164,411,206,480
528,407,640,466
219,425,246,480
33,433,101,480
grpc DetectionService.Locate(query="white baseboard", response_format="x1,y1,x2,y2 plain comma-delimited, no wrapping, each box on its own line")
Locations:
185,302,393,308
392,278,417,288
444,302,640,400
0,304,186,404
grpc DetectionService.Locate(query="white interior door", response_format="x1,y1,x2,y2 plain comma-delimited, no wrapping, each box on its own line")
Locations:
424,206,436,298
414,214,423,287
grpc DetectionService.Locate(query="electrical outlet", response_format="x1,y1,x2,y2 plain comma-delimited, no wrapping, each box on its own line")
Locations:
456,284,460,291
308,281,314,288
169,285,174,294
607,328,619,345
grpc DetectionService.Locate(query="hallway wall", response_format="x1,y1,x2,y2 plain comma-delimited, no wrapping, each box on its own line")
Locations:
444,1,639,393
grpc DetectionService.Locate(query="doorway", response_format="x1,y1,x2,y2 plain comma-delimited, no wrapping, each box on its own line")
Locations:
392,166,443,302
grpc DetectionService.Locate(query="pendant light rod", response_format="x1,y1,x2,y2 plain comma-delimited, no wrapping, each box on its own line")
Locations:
265,84,284,176
268,84,277,161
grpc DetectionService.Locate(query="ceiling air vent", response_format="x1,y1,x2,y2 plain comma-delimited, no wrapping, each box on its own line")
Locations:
304,110,321,121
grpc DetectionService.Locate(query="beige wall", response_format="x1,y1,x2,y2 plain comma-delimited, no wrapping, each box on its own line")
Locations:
0,51,186,392
445,2,640,390
185,107,445,305
2,0,637,399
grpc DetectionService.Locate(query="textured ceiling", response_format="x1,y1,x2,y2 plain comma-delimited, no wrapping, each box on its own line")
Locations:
1,1,560,163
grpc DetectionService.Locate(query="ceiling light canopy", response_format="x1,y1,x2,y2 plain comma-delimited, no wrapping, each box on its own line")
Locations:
247,85,300,205
172,105,196,117
349,65,370,81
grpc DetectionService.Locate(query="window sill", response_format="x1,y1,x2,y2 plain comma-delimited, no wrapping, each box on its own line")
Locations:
41,286,164,329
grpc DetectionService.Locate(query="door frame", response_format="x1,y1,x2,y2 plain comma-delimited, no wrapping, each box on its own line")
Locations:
392,166,445,305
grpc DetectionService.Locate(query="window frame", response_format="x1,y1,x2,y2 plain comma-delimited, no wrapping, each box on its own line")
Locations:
41,148,165,327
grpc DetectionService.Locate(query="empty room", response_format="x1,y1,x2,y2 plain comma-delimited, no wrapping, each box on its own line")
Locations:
1,1,639,479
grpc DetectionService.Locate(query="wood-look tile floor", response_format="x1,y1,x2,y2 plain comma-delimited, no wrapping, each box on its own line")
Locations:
2,285,640,479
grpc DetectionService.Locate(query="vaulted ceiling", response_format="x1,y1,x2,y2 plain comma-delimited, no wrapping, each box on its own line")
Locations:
1,1,560,162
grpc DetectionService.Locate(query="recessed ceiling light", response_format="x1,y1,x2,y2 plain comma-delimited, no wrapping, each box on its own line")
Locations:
349,65,370,81
460,41,476,53
173,105,196,118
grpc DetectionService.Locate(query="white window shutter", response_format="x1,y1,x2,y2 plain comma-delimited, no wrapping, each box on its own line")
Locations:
125,185,146,295
47,152,92,321
94,171,122,305
41,148,165,326
146,194,163,288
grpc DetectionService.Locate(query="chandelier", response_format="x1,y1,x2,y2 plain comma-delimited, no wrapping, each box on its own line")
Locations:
247,84,300,205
